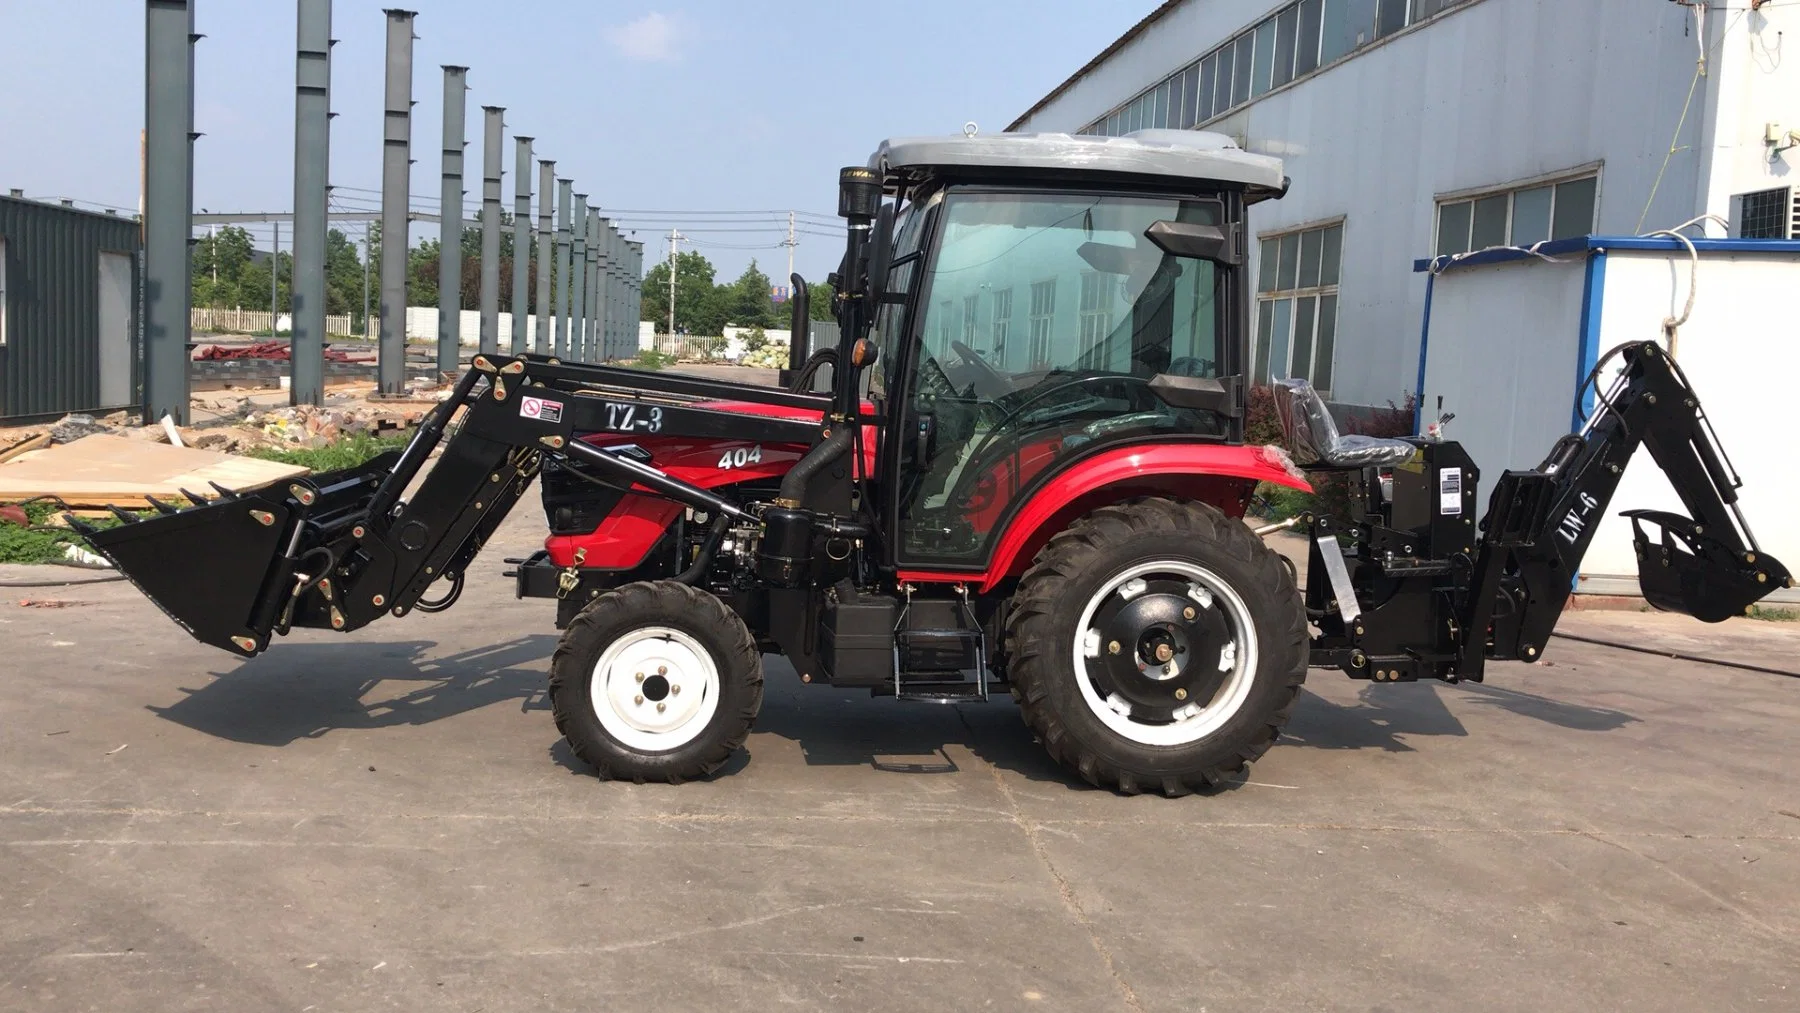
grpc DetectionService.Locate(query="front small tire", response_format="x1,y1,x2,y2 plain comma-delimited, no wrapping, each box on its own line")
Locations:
550,581,763,783
1005,498,1307,796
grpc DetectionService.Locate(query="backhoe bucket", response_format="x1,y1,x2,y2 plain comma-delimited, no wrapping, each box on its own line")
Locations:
1624,509,1792,623
77,488,296,655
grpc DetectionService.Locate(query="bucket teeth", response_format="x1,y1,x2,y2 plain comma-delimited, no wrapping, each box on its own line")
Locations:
180,488,209,507
105,505,140,525
63,514,98,536
143,495,179,516
207,482,236,501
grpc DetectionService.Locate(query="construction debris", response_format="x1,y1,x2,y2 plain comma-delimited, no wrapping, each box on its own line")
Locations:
194,340,373,363
0,434,309,509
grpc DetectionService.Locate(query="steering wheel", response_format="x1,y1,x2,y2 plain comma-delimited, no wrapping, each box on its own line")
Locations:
950,340,1007,392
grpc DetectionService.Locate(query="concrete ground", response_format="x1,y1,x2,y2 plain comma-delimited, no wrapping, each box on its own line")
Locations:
3,504,1799,1012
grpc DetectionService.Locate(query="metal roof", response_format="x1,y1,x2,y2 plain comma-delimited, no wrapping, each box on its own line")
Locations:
869,130,1287,196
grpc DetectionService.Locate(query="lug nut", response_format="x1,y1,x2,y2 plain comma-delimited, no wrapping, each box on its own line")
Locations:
671,685,681,696
1174,688,1188,700
635,672,645,683
1154,644,1174,663
656,702,666,713
1183,606,1196,620
658,665,667,675
1108,641,1121,655
633,695,643,705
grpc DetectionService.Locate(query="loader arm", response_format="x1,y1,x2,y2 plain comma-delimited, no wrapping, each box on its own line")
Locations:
76,353,831,657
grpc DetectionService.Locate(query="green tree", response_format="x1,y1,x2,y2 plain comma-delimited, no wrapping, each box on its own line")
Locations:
808,281,836,322
640,250,721,334
725,259,776,329
324,228,365,320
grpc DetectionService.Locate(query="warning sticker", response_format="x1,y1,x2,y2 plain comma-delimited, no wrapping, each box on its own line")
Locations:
1439,467,1463,516
518,395,564,424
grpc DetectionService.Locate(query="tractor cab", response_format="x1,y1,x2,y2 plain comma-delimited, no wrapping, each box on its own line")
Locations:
816,130,1290,568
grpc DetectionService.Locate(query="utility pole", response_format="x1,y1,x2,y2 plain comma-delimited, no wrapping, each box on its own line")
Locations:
271,220,281,329
667,228,681,339
785,210,795,290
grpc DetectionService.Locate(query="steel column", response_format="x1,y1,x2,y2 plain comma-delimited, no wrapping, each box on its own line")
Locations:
594,217,611,361
477,106,503,355
570,194,588,362
290,0,333,406
533,159,553,351
143,0,197,424
435,65,467,374
509,136,532,353
553,178,571,357
378,8,417,394
628,240,643,354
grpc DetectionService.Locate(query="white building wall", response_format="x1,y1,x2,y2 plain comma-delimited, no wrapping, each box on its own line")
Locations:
1582,251,1800,599
1013,0,1796,407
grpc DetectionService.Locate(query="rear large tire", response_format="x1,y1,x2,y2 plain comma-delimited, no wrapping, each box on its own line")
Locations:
1005,498,1307,796
550,581,763,783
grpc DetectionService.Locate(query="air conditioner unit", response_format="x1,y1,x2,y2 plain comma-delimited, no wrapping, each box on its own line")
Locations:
1728,185,1799,239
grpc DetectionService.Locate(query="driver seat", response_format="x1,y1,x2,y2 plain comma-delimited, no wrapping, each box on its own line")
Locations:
1272,379,1417,469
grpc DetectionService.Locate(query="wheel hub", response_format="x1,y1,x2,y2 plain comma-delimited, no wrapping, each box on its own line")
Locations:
1075,561,1257,746
590,627,719,749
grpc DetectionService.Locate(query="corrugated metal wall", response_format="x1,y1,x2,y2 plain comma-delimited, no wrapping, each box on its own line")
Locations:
0,196,143,421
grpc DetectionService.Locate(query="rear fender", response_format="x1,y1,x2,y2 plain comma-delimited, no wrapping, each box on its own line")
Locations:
899,443,1310,593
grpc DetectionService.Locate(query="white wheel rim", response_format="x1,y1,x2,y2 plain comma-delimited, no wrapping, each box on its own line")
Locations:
589,626,721,753
1071,560,1259,747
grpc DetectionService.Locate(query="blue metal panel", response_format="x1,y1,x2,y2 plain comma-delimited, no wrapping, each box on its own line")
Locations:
1573,250,1608,432
1412,269,1437,433
1415,235,1800,275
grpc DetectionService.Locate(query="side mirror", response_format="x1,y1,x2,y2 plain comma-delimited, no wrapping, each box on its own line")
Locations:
1145,220,1241,267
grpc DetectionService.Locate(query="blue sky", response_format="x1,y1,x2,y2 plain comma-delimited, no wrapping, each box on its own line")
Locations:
0,0,1145,284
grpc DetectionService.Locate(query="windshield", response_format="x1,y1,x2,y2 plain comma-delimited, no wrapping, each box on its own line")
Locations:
914,191,1223,392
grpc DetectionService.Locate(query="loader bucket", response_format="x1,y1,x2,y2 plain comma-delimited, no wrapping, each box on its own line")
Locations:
78,488,296,655
1624,509,1792,623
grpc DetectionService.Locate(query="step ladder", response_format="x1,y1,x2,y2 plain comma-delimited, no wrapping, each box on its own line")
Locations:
891,584,989,703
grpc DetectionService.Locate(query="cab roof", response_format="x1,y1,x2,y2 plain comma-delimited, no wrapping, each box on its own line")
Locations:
869,129,1288,201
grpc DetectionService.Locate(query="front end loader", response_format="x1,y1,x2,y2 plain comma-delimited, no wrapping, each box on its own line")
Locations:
75,130,1790,795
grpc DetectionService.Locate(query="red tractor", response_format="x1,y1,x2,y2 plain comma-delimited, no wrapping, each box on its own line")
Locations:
81,131,1788,794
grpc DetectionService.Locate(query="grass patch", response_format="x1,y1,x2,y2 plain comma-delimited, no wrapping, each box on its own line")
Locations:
247,432,410,472
1746,605,1799,622
0,502,139,565
619,349,677,371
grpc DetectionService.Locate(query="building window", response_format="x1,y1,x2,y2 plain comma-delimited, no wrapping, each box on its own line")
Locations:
962,294,980,346
1435,173,1598,256
937,299,954,351
991,287,1013,363
1077,0,1479,136
1028,279,1057,369
1078,271,1113,354
1735,187,1795,239
1255,221,1343,391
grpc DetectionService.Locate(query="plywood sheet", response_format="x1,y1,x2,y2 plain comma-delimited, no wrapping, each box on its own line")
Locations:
0,434,309,507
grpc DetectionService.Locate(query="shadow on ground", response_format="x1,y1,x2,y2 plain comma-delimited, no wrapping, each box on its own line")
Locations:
1282,679,1637,752
148,636,557,746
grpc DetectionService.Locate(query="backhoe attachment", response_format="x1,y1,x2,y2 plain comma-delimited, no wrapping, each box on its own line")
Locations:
1305,341,1790,683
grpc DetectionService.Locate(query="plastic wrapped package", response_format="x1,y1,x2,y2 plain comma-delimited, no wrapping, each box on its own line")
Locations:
1272,379,1417,468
